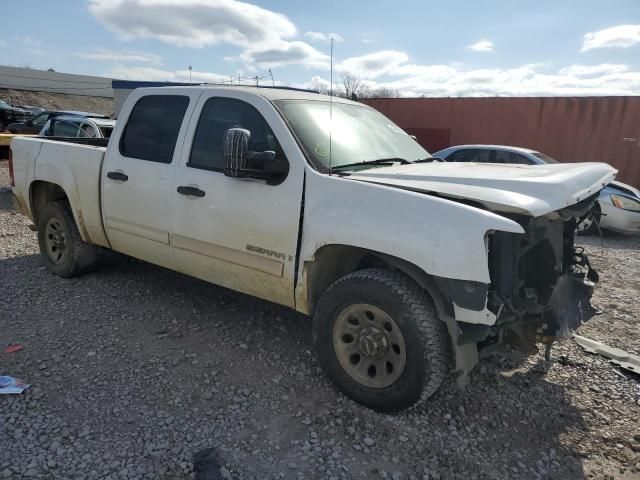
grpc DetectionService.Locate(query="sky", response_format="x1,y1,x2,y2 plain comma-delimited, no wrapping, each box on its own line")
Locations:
1,0,640,96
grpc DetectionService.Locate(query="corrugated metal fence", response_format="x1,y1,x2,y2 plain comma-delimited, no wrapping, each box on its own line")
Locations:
363,96,640,187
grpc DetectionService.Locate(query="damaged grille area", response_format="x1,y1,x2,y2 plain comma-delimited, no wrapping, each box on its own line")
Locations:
488,216,567,314
487,196,600,338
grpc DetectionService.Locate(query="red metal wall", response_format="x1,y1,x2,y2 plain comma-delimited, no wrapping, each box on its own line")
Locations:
363,96,640,187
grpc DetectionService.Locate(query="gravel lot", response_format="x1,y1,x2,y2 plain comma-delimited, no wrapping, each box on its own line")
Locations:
1,159,639,479
0,89,113,116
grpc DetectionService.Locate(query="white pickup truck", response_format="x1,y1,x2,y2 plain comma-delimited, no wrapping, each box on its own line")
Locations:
9,86,616,412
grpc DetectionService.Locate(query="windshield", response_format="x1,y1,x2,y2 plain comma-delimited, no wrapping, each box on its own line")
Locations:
275,100,430,171
532,152,559,164
0,100,10,108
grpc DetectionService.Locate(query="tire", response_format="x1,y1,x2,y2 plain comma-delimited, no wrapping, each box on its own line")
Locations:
576,203,601,236
313,268,450,412
37,201,98,278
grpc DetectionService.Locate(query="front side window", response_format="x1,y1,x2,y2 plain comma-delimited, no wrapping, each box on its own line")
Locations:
275,100,429,171
189,97,281,171
32,113,49,126
120,95,189,163
449,149,489,162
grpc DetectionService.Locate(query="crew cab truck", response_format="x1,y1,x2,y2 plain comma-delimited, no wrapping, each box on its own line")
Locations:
9,86,616,412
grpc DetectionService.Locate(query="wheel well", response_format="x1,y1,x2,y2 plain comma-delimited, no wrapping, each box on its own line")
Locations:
30,181,68,225
305,245,449,316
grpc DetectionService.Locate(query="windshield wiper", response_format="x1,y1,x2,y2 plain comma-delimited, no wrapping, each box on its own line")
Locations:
331,157,411,172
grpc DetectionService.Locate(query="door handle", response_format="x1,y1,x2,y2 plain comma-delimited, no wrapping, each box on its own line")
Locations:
177,186,205,197
107,171,128,181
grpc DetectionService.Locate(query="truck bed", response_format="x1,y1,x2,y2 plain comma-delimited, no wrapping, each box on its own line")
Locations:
10,136,110,247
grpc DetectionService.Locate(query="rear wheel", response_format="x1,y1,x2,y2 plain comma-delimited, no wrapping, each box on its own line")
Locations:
37,201,98,278
313,268,450,412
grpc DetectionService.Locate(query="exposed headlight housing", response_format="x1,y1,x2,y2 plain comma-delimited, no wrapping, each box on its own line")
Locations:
611,194,640,212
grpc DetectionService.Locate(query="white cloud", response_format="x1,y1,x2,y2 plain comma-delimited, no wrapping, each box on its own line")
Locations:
76,48,163,65
558,63,628,76
337,50,409,78
467,40,493,52
89,0,296,48
299,50,640,97
16,36,44,46
238,41,329,69
89,0,328,69
581,25,640,52
106,66,229,83
304,31,343,43
365,62,640,97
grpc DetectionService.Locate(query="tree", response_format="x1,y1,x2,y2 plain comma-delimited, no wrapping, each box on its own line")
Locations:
341,72,364,99
367,86,400,98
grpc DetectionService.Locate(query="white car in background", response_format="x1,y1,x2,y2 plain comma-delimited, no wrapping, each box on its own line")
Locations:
435,145,640,235
39,116,116,139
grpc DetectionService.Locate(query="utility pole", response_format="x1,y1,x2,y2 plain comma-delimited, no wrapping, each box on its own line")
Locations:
188,65,192,83
269,69,275,87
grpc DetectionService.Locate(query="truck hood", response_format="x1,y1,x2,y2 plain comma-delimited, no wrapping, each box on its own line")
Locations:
348,162,617,217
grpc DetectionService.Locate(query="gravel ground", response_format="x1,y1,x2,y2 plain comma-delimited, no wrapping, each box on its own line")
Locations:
1,160,639,479
0,89,113,117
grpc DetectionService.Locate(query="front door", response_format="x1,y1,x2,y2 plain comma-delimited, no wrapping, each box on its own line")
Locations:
101,90,199,269
170,91,304,307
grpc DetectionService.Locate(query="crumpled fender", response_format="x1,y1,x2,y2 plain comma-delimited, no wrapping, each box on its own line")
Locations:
302,170,524,284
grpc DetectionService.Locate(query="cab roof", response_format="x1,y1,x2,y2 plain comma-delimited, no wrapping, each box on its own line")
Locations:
137,84,362,105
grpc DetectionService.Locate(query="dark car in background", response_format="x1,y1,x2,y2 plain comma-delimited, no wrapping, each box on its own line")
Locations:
17,105,46,115
6,110,109,134
0,100,34,131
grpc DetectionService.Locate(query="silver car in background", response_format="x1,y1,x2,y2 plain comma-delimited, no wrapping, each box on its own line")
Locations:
434,145,640,235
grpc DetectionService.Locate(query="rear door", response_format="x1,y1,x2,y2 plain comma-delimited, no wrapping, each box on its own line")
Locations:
170,90,304,308
101,89,200,269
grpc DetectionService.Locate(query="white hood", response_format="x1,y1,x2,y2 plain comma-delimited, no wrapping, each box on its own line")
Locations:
348,162,617,217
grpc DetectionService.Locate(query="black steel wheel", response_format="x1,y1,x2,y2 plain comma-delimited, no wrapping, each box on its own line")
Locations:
37,201,98,278
314,268,450,412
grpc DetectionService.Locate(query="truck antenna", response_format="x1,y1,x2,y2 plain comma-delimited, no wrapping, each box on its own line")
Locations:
329,37,334,175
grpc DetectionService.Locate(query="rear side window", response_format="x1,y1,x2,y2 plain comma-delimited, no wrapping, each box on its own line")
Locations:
52,120,83,137
120,95,189,163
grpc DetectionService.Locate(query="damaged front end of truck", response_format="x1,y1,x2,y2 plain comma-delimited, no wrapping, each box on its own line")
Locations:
445,194,601,385
348,160,616,386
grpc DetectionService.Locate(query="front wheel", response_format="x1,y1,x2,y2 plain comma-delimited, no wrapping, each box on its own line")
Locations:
37,201,98,278
313,268,450,412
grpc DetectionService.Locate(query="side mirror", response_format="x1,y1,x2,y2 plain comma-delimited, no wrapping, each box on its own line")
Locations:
223,128,289,184
223,128,250,178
